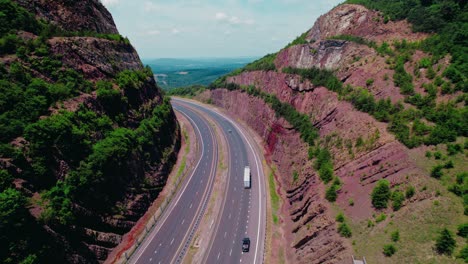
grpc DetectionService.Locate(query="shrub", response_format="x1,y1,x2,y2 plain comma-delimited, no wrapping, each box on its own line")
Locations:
447,143,462,156
319,162,334,183
405,186,415,199
292,171,299,182
375,213,387,223
434,151,442,159
391,230,400,242
430,165,444,179
338,223,352,238
371,179,391,209
458,245,468,262
457,223,468,238
444,160,454,169
383,244,397,257
243,53,277,72
325,184,339,202
336,213,345,223
435,228,456,255
366,78,374,87
418,57,431,68
392,191,405,211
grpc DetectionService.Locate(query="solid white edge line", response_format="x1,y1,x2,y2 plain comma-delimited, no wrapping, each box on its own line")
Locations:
131,106,206,264
176,99,264,264
172,98,265,264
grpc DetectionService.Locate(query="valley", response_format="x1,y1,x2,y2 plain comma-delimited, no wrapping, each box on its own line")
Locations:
0,0,466,264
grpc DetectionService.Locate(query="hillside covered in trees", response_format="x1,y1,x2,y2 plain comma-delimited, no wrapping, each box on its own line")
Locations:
0,0,179,263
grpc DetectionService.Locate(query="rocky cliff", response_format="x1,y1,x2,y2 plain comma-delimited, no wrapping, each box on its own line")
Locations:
200,3,466,264
0,1,179,263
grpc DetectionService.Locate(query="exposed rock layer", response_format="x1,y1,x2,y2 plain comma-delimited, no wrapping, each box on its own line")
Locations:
15,0,118,34
200,4,429,263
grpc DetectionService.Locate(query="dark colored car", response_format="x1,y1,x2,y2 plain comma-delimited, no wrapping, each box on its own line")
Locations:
242,237,250,252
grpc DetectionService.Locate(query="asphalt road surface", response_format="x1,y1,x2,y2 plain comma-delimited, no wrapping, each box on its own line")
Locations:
129,98,266,264
130,101,218,264
173,98,266,264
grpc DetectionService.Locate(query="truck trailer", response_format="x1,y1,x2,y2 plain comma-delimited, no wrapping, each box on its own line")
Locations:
244,166,251,189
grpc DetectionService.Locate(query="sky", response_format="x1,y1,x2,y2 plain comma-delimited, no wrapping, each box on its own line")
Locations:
101,0,343,59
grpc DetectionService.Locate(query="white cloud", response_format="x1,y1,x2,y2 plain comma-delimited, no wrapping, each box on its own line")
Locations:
101,0,119,7
147,29,161,35
171,28,181,34
215,12,228,20
143,2,161,12
215,12,255,25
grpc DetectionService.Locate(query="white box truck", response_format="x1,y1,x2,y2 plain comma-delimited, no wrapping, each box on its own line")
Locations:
244,166,251,189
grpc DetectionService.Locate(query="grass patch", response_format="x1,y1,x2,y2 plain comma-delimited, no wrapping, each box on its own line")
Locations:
176,129,190,180
351,184,466,263
269,169,280,224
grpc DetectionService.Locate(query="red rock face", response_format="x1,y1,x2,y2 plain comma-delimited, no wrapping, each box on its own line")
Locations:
307,4,428,43
203,4,432,263
49,37,143,80
14,0,118,34
204,89,352,264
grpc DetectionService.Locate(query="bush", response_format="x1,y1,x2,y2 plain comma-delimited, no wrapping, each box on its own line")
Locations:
457,223,468,238
375,213,387,223
243,53,277,72
383,244,397,257
338,223,352,238
405,186,415,199
391,230,400,242
435,228,456,255
336,213,345,223
392,191,405,211
430,165,444,179
326,184,339,202
458,245,468,262
371,179,391,209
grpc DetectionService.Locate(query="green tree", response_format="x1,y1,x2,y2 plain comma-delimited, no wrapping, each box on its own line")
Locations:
435,228,456,255
371,179,391,209
383,244,397,256
391,230,400,242
326,184,339,202
392,191,405,211
457,223,468,238
338,223,352,238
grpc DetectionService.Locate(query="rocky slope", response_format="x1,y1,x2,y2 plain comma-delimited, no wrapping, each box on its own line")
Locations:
199,3,466,264
0,1,179,263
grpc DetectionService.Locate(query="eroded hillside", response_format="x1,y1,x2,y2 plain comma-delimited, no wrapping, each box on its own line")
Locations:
0,0,179,263
192,2,467,263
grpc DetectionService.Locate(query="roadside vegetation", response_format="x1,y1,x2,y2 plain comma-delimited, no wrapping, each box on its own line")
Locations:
0,1,176,262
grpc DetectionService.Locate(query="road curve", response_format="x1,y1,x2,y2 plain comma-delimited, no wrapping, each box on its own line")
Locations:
172,98,266,264
129,102,218,264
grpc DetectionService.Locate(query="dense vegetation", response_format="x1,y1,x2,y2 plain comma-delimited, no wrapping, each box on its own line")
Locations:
282,66,468,148
0,1,177,262
346,0,467,90
166,85,206,97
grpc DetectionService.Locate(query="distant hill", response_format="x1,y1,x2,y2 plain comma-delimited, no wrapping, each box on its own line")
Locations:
143,57,257,89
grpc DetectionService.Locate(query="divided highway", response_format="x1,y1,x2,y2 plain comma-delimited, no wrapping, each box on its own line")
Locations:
173,98,266,264
129,98,266,264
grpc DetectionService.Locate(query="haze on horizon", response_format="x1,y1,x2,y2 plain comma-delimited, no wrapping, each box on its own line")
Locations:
101,0,343,59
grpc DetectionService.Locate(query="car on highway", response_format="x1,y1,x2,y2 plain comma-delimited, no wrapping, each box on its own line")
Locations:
242,237,250,252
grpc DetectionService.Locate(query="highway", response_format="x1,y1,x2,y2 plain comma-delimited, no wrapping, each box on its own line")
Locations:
172,98,266,264
129,98,266,264
130,101,218,264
